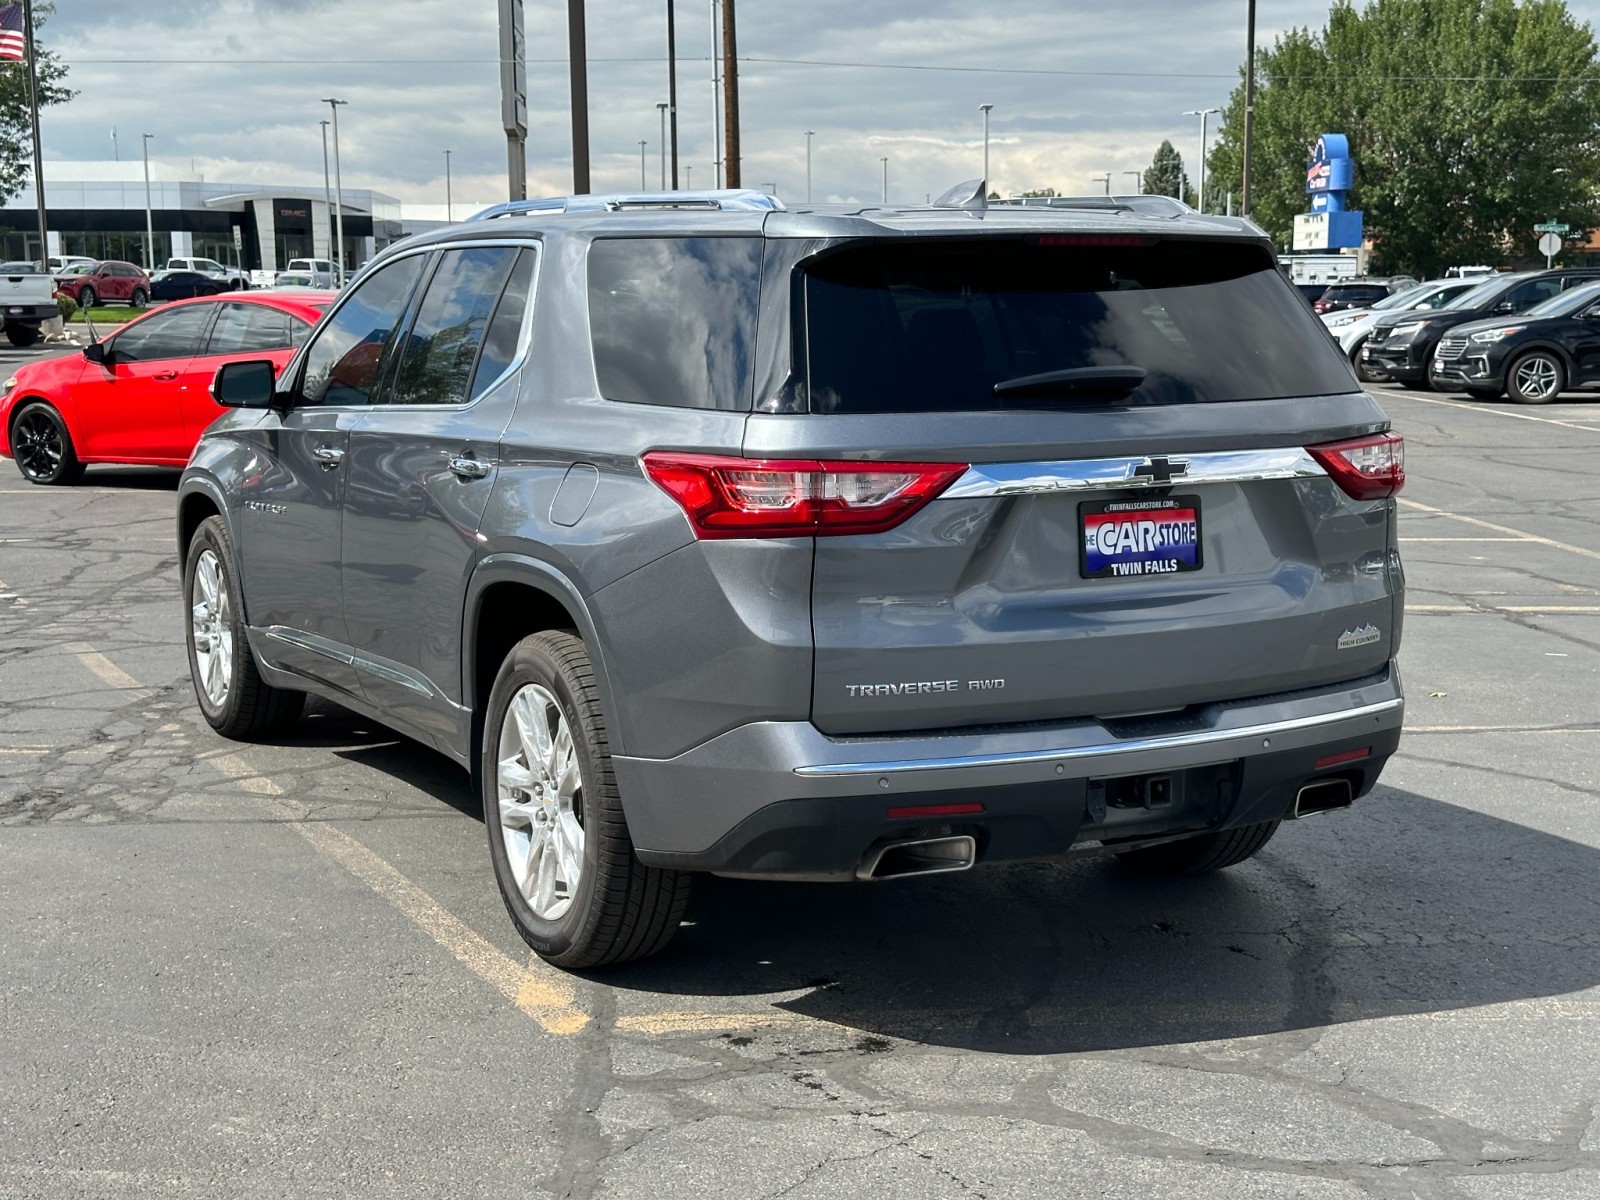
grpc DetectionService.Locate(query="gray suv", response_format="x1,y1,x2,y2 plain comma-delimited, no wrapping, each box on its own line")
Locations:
179,187,1406,968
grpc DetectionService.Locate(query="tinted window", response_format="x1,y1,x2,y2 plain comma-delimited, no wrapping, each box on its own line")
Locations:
387,246,519,406
204,302,298,355
802,239,1358,413
112,306,212,362
1503,278,1562,310
1322,285,1386,305
588,237,762,410
298,254,427,407
468,249,534,402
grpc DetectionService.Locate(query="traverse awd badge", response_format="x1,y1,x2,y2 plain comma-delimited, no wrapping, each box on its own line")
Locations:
1337,623,1382,650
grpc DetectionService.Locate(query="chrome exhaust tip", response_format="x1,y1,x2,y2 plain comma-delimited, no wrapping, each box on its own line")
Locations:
1294,778,1354,818
857,834,977,881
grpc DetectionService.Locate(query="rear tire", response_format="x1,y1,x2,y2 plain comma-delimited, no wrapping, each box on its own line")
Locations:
1507,351,1565,404
484,631,691,969
1115,820,1280,877
129,287,148,310
183,516,305,739
10,402,85,485
5,323,40,347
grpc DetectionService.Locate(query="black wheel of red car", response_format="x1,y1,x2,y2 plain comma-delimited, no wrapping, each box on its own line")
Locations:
10,402,86,485
76,284,96,309
1114,820,1280,877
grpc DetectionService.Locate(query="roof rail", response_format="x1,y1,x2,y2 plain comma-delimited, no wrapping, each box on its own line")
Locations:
468,189,784,222
991,194,1195,218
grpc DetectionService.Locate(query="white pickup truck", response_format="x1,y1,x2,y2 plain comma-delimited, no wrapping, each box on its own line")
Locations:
163,256,250,289
1,264,59,347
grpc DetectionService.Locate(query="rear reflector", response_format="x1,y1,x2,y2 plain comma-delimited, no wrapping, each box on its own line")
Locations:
1315,747,1371,769
641,452,967,539
886,802,986,820
1306,432,1405,500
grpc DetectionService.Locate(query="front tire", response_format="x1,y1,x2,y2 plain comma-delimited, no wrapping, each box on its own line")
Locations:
76,285,96,309
184,516,304,738
484,631,691,969
10,402,85,485
1351,340,1383,383
1507,351,1565,404
1115,820,1280,877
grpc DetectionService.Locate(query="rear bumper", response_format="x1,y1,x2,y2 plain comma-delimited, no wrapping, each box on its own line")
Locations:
2,302,57,324
617,665,1405,879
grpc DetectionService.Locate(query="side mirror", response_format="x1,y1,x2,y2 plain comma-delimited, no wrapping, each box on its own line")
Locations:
1494,300,1518,313
82,341,107,365
213,359,278,408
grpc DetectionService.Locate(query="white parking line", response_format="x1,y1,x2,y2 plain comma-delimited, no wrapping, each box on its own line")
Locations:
1398,498,1600,562
1379,389,1600,432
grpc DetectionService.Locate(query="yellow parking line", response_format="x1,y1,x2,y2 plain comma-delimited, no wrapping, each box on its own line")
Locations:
1397,498,1600,562
64,642,147,691
1405,725,1600,733
616,1010,812,1036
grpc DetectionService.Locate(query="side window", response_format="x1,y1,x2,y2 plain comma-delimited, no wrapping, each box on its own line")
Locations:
1506,279,1561,310
111,306,213,362
587,237,762,410
297,254,427,407
204,303,295,356
386,246,520,406
1562,275,1599,292
468,249,534,402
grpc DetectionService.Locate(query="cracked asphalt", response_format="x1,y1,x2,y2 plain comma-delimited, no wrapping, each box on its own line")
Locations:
3,378,1600,1198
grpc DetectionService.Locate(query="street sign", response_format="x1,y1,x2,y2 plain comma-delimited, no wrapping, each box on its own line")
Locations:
1535,221,1570,233
1539,232,1562,257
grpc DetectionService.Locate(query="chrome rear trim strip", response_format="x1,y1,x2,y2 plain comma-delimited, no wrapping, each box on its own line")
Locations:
793,696,1403,777
942,447,1326,499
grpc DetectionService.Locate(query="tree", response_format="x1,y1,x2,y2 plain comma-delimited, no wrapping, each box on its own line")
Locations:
1,3,74,207
1205,0,1600,276
1143,140,1196,206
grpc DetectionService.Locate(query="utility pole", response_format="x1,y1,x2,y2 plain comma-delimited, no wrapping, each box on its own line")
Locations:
444,149,453,221
1242,0,1257,215
880,156,888,203
979,103,993,184
709,0,721,188
638,140,647,189
22,0,49,267
567,0,590,193
720,0,740,187
657,102,668,188
666,0,679,189
498,0,528,200
804,131,814,203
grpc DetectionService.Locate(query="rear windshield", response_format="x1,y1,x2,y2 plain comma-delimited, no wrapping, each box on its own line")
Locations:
801,239,1358,412
1322,285,1387,303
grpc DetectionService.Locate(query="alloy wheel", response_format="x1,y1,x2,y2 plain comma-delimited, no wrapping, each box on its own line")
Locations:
190,549,233,707
13,411,63,482
1513,355,1560,401
496,683,585,921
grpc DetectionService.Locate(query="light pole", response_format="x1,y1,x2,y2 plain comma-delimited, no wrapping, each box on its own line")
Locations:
709,0,722,189
979,103,993,184
1243,0,1257,215
759,181,776,195
1183,106,1220,212
804,130,814,202
1091,172,1111,195
880,156,888,204
639,140,647,189
140,133,154,270
1123,170,1141,194
685,164,693,188
657,102,668,188
320,120,333,259
322,97,348,281
444,149,452,222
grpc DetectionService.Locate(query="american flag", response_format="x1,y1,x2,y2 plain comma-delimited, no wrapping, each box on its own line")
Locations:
0,5,25,63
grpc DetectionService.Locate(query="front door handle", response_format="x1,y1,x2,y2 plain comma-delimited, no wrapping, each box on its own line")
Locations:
448,453,490,480
153,370,178,381
311,443,345,469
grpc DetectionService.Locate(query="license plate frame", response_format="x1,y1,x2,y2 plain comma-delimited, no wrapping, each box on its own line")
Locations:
1080,495,1203,580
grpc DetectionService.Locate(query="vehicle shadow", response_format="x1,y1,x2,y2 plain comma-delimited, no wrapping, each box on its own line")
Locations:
78,466,181,489
296,696,482,820
597,785,1600,1054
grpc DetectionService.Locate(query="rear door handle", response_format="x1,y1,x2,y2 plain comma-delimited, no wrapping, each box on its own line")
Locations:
448,453,490,480
311,443,345,468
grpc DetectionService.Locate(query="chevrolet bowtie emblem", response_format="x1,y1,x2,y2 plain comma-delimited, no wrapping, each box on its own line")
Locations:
1132,456,1190,485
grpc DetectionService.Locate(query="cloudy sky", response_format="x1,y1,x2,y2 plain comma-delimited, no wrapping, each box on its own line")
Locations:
32,0,1600,211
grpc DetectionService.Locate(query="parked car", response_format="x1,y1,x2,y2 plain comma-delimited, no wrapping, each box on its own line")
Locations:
1296,282,1329,305
164,256,251,289
1427,278,1600,403
278,257,341,288
270,272,322,290
151,270,233,302
0,291,333,483
2,262,61,346
173,188,1406,969
57,260,153,310
1312,276,1419,315
1362,267,1600,388
46,255,98,274
1322,279,1480,381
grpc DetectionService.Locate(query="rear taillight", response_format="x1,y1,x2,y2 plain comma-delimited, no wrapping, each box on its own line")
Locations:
641,452,966,539
1307,432,1405,500
1313,300,1332,313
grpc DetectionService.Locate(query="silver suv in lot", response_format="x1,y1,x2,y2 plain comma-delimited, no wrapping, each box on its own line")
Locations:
179,187,1406,968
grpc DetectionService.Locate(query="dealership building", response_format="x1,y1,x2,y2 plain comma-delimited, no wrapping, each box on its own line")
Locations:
0,161,412,273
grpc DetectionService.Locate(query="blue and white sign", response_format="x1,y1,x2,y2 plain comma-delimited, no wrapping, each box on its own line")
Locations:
1294,133,1363,251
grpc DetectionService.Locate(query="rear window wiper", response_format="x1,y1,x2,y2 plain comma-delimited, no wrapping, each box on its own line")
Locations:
991,366,1147,400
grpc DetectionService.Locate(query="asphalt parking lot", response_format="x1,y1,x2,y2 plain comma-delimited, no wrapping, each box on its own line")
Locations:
3,383,1600,1198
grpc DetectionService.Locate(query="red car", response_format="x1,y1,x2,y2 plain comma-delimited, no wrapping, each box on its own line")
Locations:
54,260,153,310
1,292,334,484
